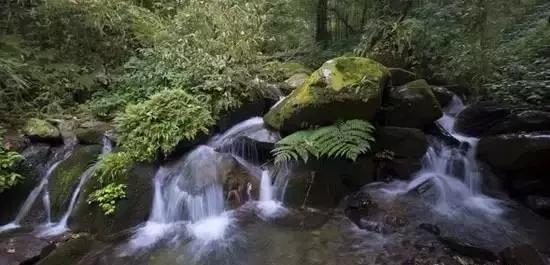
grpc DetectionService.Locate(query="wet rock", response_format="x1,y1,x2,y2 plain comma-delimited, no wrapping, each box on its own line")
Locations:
272,208,330,229
71,163,155,238
388,68,416,86
438,236,497,261
75,121,112,145
477,132,550,172
36,234,104,265
499,244,546,265
48,145,102,219
216,100,269,133
455,102,550,137
344,192,373,225
375,126,428,179
526,196,550,217
418,223,441,236
384,80,443,129
0,234,52,265
264,57,388,133
431,86,454,108
23,118,62,145
425,123,461,147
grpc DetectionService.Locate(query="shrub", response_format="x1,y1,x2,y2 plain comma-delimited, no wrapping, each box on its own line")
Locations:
87,183,127,215
0,133,24,192
115,89,214,161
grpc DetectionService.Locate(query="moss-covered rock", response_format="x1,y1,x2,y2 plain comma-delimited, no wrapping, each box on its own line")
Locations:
23,118,62,144
264,57,389,133
36,234,103,265
75,121,113,145
284,73,309,91
71,163,155,237
48,145,102,219
388,68,417,86
384,80,443,129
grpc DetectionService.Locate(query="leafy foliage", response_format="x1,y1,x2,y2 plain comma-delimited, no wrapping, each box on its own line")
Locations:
273,120,375,164
0,132,24,192
87,183,127,215
93,152,133,185
116,90,214,160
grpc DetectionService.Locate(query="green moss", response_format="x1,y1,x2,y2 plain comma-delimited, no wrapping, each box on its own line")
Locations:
48,145,102,218
23,118,60,140
264,57,389,132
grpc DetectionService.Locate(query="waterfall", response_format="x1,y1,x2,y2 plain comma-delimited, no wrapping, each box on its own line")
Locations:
128,117,285,250
384,96,503,216
38,135,113,237
0,146,71,233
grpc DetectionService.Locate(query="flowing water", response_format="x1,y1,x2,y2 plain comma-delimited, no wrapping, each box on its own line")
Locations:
0,145,72,233
381,96,504,216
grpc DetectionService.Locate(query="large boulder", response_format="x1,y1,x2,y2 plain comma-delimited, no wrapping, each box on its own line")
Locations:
0,234,52,265
384,80,443,129
48,145,102,219
477,133,550,172
388,68,416,86
264,57,389,133
454,102,550,137
36,234,103,265
374,127,428,180
75,121,112,145
284,73,309,91
71,163,156,237
284,156,376,209
23,118,62,144
430,86,454,108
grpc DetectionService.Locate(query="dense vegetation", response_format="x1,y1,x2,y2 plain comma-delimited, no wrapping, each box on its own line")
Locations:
1,0,548,214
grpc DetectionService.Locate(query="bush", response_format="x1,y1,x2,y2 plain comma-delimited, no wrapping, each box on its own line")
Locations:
87,183,127,215
115,89,214,161
0,133,24,192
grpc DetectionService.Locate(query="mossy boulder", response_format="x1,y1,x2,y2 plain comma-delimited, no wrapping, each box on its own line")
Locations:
71,163,155,237
384,80,443,129
48,145,102,219
264,57,389,133
284,73,309,91
23,118,62,144
388,68,417,86
75,121,113,145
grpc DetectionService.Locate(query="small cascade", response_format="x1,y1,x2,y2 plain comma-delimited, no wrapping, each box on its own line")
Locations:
38,135,113,237
0,147,71,233
257,170,284,217
384,96,503,216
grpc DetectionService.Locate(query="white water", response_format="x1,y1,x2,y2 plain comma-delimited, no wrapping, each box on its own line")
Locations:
37,136,113,237
383,96,503,216
0,147,70,233
128,118,286,251
257,170,284,218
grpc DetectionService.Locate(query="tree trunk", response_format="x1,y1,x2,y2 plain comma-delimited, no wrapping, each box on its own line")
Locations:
316,0,330,44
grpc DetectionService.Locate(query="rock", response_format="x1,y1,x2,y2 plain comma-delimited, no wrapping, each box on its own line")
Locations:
218,154,260,206
384,80,443,129
499,244,546,265
216,100,269,133
48,145,102,219
2,134,29,152
526,196,550,217
477,133,550,172
430,86,454,107
455,102,550,137
272,208,330,229
418,223,440,236
425,123,461,147
374,127,428,179
36,234,103,265
264,57,389,133
438,236,497,261
285,73,309,91
388,68,416,86
284,157,377,209
344,192,373,226
0,234,51,265
71,163,155,237
75,121,112,145
23,118,62,144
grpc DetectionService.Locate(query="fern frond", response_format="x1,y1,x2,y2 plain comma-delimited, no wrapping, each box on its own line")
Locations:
273,119,376,164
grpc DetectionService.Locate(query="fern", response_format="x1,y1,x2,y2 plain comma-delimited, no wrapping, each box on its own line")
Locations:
273,120,375,164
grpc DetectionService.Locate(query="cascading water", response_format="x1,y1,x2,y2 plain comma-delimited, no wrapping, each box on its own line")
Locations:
38,135,113,237
0,146,72,233
128,117,286,251
383,96,503,216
